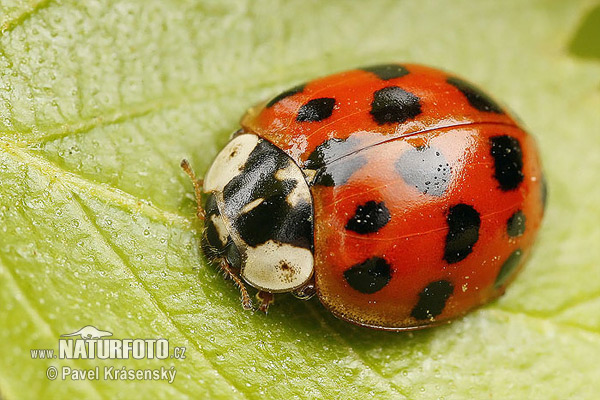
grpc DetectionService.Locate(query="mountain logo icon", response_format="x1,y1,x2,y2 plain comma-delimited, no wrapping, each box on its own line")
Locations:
60,325,113,340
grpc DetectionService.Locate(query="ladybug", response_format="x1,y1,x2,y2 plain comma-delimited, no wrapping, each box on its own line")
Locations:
181,63,546,330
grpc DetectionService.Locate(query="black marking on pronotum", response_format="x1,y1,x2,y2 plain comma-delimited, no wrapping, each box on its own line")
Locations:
444,204,481,264
446,76,504,114
344,257,392,294
411,280,454,320
222,140,289,216
222,139,313,250
507,210,526,237
266,84,306,108
495,249,523,288
360,64,410,80
490,135,524,191
396,146,451,196
235,198,313,249
345,201,391,234
296,97,336,122
370,86,422,125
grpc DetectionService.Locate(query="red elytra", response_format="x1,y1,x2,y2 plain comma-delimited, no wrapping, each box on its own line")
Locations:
187,63,545,330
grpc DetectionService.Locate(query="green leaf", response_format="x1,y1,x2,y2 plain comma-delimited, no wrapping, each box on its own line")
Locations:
569,3,600,60
1,0,599,398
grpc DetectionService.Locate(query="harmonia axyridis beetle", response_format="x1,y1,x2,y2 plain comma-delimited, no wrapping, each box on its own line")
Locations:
181,63,546,330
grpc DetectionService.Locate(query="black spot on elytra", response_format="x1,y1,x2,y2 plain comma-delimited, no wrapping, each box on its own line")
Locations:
411,280,454,320
304,137,362,169
396,146,451,196
361,64,410,80
370,86,422,125
444,204,481,264
541,173,548,211
495,249,523,288
447,77,504,114
490,135,524,191
507,210,526,237
344,257,392,294
296,97,336,122
312,156,367,186
305,137,367,187
222,139,313,250
345,201,391,234
266,84,305,108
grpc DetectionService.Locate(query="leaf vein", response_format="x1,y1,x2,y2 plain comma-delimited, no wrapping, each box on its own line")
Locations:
0,0,52,34
0,251,105,400
493,308,600,337
8,46,400,146
0,139,192,227
71,192,248,400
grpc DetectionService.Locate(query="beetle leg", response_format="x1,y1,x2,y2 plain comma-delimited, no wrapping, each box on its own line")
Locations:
220,259,253,311
180,159,205,221
256,291,275,313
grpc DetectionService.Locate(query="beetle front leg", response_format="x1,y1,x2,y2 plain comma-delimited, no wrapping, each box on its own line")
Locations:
219,259,253,311
180,159,205,221
256,291,275,313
